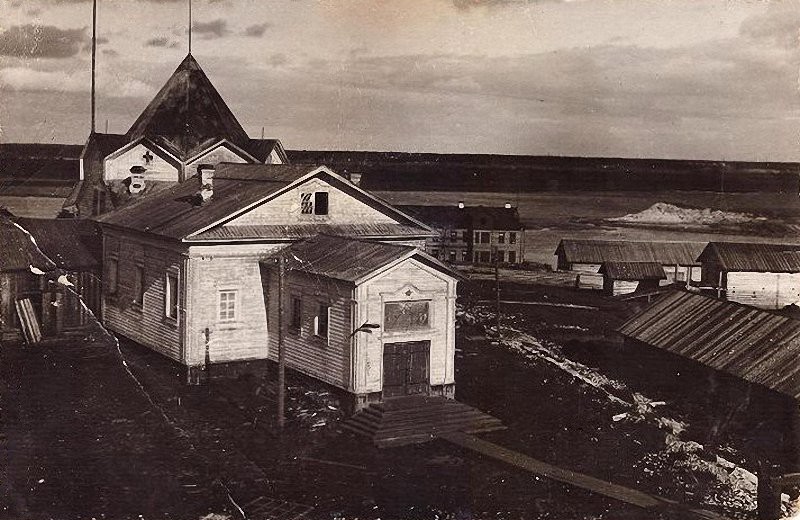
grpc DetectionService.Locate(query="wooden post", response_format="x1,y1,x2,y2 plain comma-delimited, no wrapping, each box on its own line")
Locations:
494,245,501,341
277,254,286,430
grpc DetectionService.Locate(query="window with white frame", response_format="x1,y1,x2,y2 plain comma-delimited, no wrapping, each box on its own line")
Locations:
218,290,237,322
165,272,178,319
314,304,330,340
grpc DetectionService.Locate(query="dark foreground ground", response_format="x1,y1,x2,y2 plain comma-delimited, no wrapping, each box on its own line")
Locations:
0,278,778,519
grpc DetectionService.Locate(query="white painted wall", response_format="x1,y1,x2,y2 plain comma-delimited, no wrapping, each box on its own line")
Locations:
726,271,800,309
104,143,179,182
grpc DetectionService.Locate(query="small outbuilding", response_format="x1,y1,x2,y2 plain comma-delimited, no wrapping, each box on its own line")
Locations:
599,262,666,296
554,239,704,286
698,241,800,309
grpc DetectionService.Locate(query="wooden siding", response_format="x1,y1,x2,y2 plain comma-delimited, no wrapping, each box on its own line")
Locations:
225,177,398,228
186,144,249,171
604,279,639,296
102,230,185,361
572,263,602,274
726,271,800,309
265,271,354,390
105,142,179,182
184,243,284,365
354,258,457,395
0,272,40,341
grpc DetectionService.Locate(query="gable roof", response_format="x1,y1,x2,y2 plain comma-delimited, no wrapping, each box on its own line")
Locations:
397,205,524,231
698,242,800,273
262,234,461,284
556,239,706,266
600,262,666,280
126,54,250,160
618,290,800,400
0,143,82,184
97,164,434,242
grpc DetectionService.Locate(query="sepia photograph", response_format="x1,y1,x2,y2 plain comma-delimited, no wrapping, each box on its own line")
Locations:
2,1,800,519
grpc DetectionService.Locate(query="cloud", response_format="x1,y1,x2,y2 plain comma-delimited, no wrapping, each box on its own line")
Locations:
0,66,151,98
192,19,229,39
0,24,87,58
145,36,178,48
244,23,271,38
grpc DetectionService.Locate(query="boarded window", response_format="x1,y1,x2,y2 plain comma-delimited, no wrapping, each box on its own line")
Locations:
315,304,329,339
219,290,236,322
314,192,329,215
384,301,430,331
134,265,145,306
107,258,118,294
165,273,178,319
290,297,302,331
300,193,313,214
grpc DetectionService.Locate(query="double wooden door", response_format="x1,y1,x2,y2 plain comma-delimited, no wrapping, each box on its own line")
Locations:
383,341,430,398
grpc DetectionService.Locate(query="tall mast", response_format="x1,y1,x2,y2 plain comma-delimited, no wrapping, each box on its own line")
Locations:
188,0,192,54
91,0,97,133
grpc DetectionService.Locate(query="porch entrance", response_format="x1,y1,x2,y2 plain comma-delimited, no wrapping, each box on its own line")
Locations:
382,341,430,398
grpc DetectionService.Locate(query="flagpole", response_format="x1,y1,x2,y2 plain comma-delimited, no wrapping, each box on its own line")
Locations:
188,0,192,54
91,0,97,133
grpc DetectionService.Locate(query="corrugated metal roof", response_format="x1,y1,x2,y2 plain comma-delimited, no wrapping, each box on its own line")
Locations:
556,239,706,266
98,166,431,241
618,291,800,400
262,234,461,283
190,223,430,242
699,242,800,272
600,262,666,280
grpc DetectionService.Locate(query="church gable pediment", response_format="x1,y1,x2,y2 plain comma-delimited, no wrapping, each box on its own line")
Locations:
103,139,180,183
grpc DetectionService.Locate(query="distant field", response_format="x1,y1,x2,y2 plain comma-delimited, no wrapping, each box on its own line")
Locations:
377,190,800,265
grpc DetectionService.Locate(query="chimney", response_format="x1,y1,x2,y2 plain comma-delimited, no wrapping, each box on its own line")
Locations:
129,165,146,194
197,164,214,202
504,202,512,209
458,201,465,209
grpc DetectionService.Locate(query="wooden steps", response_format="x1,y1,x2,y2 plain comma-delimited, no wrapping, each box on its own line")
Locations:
342,396,504,448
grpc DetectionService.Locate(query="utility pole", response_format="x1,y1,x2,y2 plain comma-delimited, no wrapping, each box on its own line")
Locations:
276,254,286,430
494,245,501,341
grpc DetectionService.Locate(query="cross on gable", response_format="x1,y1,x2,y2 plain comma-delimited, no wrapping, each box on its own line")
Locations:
142,150,154,164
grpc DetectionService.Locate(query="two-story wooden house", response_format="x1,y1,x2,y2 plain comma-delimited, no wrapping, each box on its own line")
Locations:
97,163,461,411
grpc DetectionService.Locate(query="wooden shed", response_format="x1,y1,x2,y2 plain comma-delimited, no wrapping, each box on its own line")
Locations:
0,217,102,341
554,239,705,286
599,262,666,296
698,242,800,309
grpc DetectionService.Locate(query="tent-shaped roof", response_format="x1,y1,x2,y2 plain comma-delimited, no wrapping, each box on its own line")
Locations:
126,54,249,160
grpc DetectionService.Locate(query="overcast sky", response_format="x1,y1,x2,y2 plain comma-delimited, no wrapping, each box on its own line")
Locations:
1,0,799,160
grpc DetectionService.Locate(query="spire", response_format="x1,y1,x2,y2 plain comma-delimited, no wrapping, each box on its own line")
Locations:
125,55,249,159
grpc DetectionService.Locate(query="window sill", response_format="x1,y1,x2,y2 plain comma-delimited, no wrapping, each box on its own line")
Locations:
163,316,178,328
313,334,329,347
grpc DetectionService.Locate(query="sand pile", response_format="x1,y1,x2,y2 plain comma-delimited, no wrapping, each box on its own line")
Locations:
608,202,766,226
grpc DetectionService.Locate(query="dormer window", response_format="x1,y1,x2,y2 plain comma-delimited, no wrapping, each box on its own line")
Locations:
300,192,329,215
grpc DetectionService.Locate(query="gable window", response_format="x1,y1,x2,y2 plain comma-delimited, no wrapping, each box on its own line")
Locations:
314,304,330,340
290,296,303,332
384,301,430,332
134,265,145,306
107,258,119,294
300,192,330,215
165,272,178,319
218,290,237,322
